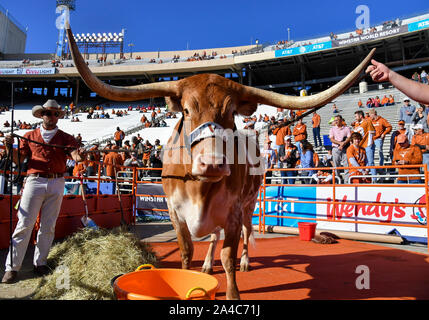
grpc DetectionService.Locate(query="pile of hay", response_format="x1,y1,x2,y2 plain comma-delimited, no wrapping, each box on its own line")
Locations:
30,227,158,300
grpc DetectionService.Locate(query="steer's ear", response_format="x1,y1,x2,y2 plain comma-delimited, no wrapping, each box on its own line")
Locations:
165,96,182,112
236,101,258,116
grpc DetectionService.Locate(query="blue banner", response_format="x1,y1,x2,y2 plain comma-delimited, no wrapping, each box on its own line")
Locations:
253,186,317,227
408,18,429,32
275,41,332,58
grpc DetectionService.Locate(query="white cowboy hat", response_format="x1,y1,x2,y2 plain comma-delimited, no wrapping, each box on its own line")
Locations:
32,99,66,119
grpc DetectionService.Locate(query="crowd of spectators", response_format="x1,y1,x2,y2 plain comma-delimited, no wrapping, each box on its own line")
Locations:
57,103,172,183
359,95,395,108
260,94,429,185
66,134,164,182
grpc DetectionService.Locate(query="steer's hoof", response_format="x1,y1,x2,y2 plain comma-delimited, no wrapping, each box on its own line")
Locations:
201,266,213,274
240,263,251,272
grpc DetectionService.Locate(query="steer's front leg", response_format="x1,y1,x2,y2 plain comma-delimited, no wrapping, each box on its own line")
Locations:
169,209,193,269
202,228,220,274
221,213,242,300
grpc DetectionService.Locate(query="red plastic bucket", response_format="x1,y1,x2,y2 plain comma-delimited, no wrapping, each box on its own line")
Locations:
298,222,317,241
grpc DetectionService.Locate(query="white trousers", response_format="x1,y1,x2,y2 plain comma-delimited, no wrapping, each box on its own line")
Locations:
5,175,65,272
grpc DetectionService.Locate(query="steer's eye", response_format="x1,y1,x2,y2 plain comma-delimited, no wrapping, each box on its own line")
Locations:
184,108,190,116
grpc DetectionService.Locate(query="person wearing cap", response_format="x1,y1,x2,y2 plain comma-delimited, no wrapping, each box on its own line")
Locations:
393,134,423,184
262,140,277,185
312,111,322,149
1,99,86,284
278,135,299,184
398,98,416,125
366,59,429,106
411,123,429,167
389,120,410,160
369,109,392,167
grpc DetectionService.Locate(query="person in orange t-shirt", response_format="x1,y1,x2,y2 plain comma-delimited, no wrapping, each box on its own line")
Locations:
312,111,322,149
393,134,423,183
389,120,409,160
410,124,429,167
271,118,291,165
369,109,392,166
293,118,307,153
114,127,125,147
103,146,124,178
381,95,389,106
346,132,371,184
353,110,376,181
73,161,87,177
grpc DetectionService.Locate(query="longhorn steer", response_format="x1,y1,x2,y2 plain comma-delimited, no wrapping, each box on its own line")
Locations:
66,24,375,299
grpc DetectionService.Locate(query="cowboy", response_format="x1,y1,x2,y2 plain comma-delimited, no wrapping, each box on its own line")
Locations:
1,99,86,284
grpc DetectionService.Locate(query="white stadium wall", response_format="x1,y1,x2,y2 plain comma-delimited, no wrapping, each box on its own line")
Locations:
0,5,27,54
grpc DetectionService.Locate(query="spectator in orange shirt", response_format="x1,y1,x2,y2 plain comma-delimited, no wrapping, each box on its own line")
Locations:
271,118,291,165
389,120,409,159
346,132,371,184
353,110,376,181
312,111,322,149
293,118,307,153
369,109,392,166
142,140,153,167
73,161,86,177
357,99,363,108
103,146,124,179
381,95,389,106
393,134,423,184
114,127,125,147
410,123,429,167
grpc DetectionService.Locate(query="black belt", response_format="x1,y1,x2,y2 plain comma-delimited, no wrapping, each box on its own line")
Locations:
30,173,64,179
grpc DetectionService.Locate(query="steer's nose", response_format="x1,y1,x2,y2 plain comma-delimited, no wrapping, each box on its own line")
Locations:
193,154,230,177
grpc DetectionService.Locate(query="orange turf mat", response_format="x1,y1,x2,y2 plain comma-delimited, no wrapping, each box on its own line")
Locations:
149,237,429,300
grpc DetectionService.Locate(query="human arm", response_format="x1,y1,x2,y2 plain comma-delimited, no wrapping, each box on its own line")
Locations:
348,156,368,174
2,135,29,166
70,148,86,163
366,59,429,105
381,120,392,138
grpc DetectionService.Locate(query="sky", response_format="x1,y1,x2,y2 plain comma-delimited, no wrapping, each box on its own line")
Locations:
1,0,429,54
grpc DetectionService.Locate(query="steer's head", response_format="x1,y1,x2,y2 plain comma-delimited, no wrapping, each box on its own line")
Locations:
164,74,260,181
66,24,375,182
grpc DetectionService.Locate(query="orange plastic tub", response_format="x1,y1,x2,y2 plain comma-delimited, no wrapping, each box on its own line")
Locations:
113,264,220,300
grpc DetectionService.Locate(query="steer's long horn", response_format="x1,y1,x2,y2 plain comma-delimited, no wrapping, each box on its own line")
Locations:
239,48,376,110
66,24,179,100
